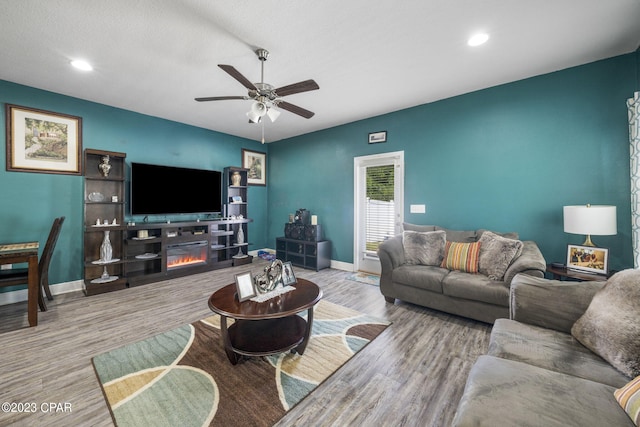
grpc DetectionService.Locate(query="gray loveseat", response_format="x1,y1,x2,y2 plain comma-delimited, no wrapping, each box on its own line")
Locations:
377,225,546,324
453,272,639,427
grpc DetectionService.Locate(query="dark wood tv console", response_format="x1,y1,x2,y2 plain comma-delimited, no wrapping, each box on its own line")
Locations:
83,153,254,295
125,219,253,287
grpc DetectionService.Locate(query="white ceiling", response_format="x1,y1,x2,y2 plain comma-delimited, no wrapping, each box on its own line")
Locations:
1,0,639,143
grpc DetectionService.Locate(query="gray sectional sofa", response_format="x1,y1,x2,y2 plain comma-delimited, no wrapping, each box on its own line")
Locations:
377,225,546,324
453,272,639,427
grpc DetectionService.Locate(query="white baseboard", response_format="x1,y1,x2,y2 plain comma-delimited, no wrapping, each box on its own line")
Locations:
0,280,84,306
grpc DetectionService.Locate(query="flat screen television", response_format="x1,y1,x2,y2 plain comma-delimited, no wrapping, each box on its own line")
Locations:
130,162,222,215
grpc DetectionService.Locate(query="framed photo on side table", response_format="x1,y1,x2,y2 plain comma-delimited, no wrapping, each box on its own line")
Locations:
242,149,266,186
235,272,256,302
282,261,297,286
566,244,609,275
6,104,82,175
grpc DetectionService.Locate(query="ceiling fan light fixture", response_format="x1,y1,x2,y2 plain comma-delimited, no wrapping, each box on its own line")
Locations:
266,107,280,122
250,100,268,116
246,110,261,123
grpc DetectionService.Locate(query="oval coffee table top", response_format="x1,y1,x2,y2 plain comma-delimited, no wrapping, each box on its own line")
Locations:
208,278,322,320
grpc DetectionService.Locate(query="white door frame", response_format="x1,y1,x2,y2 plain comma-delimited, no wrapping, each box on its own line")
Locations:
353,151,404,273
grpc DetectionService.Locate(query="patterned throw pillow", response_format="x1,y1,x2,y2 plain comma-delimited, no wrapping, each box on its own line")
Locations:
615,375,640,426
440,241,481,273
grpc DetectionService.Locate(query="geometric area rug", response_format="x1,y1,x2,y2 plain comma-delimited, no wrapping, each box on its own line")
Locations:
92,300,391,427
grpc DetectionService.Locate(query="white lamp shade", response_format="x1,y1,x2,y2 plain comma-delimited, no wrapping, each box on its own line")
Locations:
246,110,261,123
563,205,617,235
250,101,267,116
266,108,280,122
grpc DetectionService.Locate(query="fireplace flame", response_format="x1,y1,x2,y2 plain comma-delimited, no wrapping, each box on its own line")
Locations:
167,253,206,269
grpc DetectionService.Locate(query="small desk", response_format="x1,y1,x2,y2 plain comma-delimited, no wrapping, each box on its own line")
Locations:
0,242,39,327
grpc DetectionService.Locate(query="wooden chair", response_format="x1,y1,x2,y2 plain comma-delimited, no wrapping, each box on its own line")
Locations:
0,216,65,311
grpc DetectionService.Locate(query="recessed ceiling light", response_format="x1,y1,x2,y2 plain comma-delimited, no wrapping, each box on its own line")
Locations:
70,59,93,71
468,33,489,47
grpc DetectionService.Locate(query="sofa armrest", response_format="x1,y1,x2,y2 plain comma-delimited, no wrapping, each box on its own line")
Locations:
509,273,604,333
377,235,405,296
503,241,546,285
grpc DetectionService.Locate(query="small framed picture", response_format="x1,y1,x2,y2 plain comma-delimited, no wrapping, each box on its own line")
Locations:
368,131,387,144
234,272,256,302
282,261,297,286
242,149,266,186
566,244,609,275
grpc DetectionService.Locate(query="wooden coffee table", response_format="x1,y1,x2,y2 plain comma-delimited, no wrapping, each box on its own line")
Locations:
208,278,322,365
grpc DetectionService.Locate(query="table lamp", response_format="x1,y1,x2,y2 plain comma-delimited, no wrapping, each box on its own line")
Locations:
563,204,617,247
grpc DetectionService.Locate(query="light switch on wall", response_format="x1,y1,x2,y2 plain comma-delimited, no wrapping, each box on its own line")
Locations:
410,204,426,214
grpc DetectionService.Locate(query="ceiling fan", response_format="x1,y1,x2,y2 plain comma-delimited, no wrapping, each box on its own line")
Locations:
195,48,319,124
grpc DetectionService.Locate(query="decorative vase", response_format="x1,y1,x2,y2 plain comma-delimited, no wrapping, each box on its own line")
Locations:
99,155,111,177
231,171,242,186
100,230,113,262
237,226,245,245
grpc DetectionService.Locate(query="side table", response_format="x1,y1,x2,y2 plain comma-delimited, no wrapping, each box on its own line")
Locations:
546,264,611,282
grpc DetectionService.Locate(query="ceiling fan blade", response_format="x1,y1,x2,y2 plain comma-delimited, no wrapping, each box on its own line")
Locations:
275,79,319,97
277,101,315,119
218,64,257,90
195,96,248,102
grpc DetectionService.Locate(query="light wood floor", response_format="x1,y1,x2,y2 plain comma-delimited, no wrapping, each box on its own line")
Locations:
0,262,491,427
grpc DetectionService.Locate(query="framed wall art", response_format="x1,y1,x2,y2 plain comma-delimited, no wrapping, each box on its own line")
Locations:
242,149,266,186
368,131,387,144
6,104,82,175
566,244,609,275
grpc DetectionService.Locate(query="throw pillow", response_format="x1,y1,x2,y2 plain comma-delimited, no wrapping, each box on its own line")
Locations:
402,230,446,266
440,241,481,273
571,269,640,378
477,231,523,280
615,375,640,426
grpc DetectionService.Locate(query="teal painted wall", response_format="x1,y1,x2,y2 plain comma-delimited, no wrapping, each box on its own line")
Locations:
0,80,268,291
268,53,638,272
2,51,638,295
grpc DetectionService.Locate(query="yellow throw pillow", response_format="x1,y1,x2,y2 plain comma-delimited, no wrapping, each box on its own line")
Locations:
440,241,481,273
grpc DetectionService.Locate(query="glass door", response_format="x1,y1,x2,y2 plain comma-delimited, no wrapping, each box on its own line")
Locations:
354,151,404,274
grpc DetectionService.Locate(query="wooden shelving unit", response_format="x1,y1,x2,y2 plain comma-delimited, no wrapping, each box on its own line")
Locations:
83,160,254,294
83,149,127,295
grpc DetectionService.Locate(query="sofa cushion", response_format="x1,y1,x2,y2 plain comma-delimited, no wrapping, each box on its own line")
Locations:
402,230,445,266
490,319,630,387
435,227,477,243
615,375,640,426
571,269,640,378
452,355,634,427
402,223,436,232
478,231,523,280
440,241,481,273
392,264,447,293
442,271,509,306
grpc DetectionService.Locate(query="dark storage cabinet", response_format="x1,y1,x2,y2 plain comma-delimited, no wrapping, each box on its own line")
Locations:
275,237,331,271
